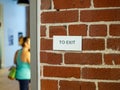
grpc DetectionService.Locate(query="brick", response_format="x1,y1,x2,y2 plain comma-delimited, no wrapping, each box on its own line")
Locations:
104,54,120,65
41,79,58,90
41,0,51,10
80,9,120,22
60,81,80,90
94,0,120,7
80,82,96,90
82,68,120,80
40,26,46,37
98,82,120,90
69,24,87,36
53,0,91,9
107,38,120,51
41,38,53,50
41,10,78,23
43,66,80,78
40,52,62,64
110,24,120,36
65,53,102,65
82,39,105,50
60,81,95,90
89,25,107,36
49,26,67,37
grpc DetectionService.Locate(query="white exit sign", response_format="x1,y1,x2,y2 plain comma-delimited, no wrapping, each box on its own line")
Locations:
53,36,82,51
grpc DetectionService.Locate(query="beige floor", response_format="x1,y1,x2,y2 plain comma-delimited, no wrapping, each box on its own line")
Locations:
0,68,31,90
0,68,19,90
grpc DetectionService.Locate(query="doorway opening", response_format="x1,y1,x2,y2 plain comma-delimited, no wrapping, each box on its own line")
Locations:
0,0,39,89
0,0,31,90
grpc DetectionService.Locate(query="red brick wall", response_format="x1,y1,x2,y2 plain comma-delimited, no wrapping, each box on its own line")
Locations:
40,0,120,90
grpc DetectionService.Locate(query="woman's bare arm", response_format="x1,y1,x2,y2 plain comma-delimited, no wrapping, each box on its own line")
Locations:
14,50,18,64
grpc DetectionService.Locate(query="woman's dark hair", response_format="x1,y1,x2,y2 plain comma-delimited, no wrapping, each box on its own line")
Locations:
21,37,30,47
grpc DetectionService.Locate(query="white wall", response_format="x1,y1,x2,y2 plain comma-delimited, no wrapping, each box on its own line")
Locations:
0,0,26,67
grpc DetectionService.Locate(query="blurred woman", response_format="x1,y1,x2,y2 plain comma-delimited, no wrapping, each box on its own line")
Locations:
14,37,31,90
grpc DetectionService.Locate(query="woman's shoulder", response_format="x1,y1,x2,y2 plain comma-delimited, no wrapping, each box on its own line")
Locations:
25,51,30,57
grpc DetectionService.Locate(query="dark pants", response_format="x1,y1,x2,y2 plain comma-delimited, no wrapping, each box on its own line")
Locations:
18,80,30,90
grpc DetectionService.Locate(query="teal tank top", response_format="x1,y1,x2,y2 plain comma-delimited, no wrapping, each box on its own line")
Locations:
15,49,31,80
